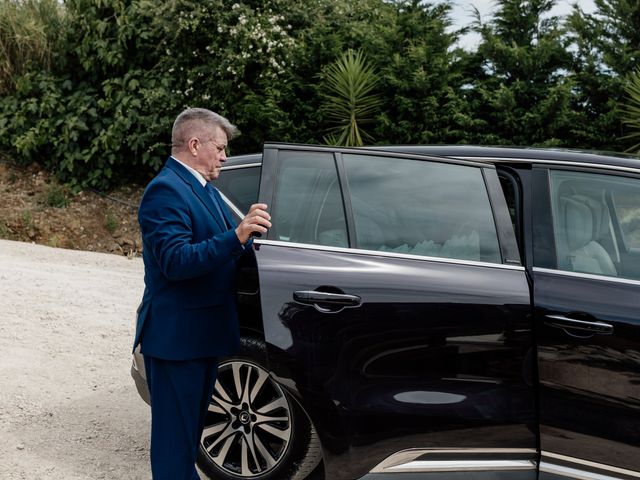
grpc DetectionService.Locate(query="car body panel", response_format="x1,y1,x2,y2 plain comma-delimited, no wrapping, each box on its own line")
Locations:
530,165,640,478
252,144,536,479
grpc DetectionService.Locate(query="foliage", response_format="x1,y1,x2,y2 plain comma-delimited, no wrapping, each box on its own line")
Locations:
105,212,118,234
565,0,640,151
321,49,382,146
371,0,474,144
463,0,574,146
45,182,69,208
620,67,640,154
0,0,170,189
0,0,638,190
0,0,64,94
21,210,33,229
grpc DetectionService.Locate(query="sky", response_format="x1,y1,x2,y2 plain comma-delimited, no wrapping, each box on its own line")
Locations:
439,0,598,50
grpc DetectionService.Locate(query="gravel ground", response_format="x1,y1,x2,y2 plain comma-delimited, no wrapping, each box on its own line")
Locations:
0,239,151,479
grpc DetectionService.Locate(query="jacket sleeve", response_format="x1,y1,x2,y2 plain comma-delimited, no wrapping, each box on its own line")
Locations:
138,179,245,281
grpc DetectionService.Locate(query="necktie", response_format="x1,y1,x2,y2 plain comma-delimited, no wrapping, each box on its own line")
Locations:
204,183,230,229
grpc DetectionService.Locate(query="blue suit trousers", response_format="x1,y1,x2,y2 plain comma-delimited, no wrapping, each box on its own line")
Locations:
144,355,218,480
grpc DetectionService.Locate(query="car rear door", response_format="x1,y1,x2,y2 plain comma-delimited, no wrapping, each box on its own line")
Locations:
531,165,640,479
253,144,536,480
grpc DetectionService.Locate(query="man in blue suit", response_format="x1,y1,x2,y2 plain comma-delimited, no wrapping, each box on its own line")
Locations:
135,108,271,479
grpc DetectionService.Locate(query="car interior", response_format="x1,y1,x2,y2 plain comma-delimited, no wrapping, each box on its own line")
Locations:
551,173,635,279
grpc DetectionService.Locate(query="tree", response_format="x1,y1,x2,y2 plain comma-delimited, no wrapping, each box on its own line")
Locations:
565,0,640,151
620,67,640,154
372,0,472,144
321,49,382,146
463,0,574,146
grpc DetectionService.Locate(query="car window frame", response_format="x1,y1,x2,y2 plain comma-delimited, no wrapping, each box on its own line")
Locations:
532,163,640,282
215,162,262,218
260,144,521,267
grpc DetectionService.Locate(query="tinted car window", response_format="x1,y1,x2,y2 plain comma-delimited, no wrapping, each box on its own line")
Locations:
270,151,348,247
613,189,640,250
549,169,640,280
343,154,501,263
214,166,260,214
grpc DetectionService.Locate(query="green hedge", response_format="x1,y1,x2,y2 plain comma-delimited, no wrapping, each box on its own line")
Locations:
0,0,638,189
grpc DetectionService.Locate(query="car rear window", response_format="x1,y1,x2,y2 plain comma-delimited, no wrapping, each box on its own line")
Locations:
214,166,261,214
343,154,501,264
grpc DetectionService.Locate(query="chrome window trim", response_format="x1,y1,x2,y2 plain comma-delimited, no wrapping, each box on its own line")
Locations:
221,162,262,170
218,191,245,219
540,463,625,480
255,239,525,271
370,448,536,474
533,266,640,287
454,156,640,175
541,452,640,479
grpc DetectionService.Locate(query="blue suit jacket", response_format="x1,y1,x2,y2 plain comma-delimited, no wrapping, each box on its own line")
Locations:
134,157,245,360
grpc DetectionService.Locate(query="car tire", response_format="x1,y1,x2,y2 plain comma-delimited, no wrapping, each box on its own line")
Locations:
197,337,322,480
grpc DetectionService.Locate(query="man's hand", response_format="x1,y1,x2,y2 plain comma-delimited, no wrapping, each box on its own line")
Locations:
235,204,271,244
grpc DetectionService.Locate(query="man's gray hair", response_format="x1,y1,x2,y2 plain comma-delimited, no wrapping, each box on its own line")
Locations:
171,108,239,148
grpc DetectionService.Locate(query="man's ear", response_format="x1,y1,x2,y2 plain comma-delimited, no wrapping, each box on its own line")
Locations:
188,137,199,156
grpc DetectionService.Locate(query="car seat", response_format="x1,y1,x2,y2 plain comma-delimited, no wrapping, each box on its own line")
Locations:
557,195,617,276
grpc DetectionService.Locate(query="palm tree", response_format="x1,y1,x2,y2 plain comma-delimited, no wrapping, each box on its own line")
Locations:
621,67,640,154
321,49,382,147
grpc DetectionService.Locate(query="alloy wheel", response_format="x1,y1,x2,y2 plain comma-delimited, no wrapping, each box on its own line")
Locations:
201,360,293,477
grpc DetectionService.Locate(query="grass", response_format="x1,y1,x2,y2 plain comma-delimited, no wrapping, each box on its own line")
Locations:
0,0,64,94
45,182,69,208
21,210,33,229
0,219,9,237
105,212,118,234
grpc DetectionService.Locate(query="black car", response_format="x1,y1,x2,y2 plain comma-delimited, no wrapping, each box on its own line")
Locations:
132,144,640,480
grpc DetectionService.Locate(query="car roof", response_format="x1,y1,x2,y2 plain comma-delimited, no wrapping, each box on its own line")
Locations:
224,144,640,171
378,145,640,170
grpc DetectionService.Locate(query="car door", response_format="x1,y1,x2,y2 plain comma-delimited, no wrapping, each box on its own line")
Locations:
254,144,536,480
531,165,640,479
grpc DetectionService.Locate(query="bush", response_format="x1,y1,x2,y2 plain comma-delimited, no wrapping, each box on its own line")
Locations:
44,182,69,208
0,0,64,94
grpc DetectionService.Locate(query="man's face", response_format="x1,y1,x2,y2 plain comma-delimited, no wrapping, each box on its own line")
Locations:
191,126,228,181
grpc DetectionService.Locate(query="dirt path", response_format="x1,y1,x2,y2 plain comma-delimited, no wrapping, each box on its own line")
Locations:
0,239,151,479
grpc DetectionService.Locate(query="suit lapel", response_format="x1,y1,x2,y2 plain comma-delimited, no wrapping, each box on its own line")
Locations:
165,158,227,231
212,187,237,228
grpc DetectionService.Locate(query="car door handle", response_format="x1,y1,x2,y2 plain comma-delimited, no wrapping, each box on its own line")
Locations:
293,290,362,307
544,314,613,335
